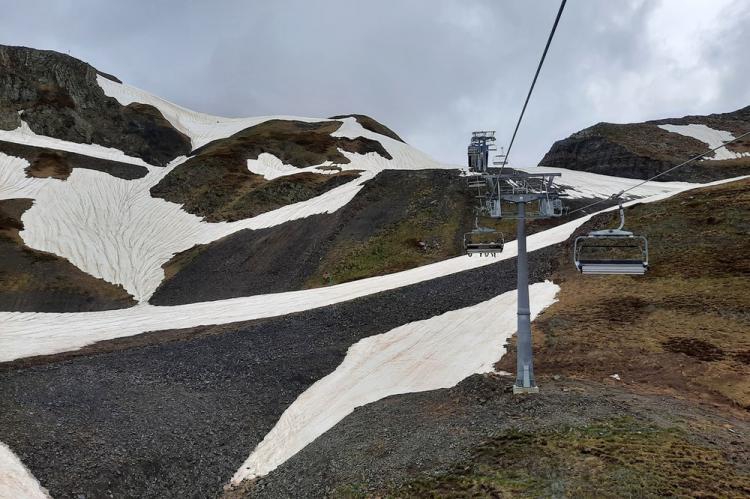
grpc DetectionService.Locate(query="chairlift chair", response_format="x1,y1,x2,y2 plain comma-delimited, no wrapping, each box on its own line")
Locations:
540,197,564,217
464,217,504,257
573,203,648,275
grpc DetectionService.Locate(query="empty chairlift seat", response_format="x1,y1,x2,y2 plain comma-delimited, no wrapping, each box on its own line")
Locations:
464,218,504,257
574,229,648,275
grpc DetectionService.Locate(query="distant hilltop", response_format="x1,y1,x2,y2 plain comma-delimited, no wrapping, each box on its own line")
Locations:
539,106,750,182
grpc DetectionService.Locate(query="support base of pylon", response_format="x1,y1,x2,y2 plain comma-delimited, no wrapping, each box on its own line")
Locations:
513,385,539,394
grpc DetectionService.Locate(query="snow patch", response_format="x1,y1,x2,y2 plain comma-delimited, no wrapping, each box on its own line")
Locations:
527,166,695,200
0,120,152,167
230,281,560,483
246,153,340,180
658,124,749,160
0,442,50,499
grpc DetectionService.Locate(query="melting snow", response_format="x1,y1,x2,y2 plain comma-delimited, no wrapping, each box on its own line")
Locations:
231,281,560,483
658,124,749,160
0,152,377,302
246,153,339,180
0,442,50,499
0,102,450,302
531,166,695,200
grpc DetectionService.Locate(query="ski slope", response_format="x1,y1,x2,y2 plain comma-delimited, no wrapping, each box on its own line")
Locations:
231,281,559,484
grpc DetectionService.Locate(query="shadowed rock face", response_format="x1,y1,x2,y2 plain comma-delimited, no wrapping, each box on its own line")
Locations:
0,198,136,312
540,106,750,181
150,119,389,221
0,45,191,166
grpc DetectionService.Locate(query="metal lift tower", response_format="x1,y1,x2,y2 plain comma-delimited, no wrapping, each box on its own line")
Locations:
468,168,563,394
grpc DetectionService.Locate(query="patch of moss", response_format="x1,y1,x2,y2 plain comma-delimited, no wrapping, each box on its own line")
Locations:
307,183,471,286
376,418,750,498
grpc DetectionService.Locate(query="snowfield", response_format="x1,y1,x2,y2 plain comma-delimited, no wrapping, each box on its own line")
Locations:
231,281,560,483
0,112,448,303
0,150,381,302
658,123,750,160
0,442,50,499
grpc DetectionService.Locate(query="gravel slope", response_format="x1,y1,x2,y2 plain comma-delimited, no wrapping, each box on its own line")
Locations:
0,245,559,498
241,376,750,498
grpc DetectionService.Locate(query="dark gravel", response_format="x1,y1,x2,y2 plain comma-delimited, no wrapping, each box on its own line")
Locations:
244,375,750,498
0,244,560,498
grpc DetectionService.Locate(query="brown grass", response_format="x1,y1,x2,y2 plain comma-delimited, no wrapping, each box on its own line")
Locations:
498,179,750,409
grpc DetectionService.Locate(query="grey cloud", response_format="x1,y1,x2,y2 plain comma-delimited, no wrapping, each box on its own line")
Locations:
1,0,748,166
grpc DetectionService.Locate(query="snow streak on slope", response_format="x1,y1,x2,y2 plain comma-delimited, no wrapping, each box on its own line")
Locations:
3,176,740,363
230,281,559,484
246,153,338,180
658,124,750,160
97,76,325,150
530,166,695,200
0,442,50,499
0,119,151,167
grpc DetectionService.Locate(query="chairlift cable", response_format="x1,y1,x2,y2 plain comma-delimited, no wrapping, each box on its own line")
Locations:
566,129,750,216
501,0,567,174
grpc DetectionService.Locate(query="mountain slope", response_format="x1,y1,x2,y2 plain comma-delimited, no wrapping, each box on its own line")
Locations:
0,46,452,309
150,169,473,304
149,119,386,221
540,106,750,181
0,198,135,311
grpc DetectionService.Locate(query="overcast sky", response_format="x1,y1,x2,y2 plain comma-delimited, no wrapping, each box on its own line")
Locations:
2,0,749,165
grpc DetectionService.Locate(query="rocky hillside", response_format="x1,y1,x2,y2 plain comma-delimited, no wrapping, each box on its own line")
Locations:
540,106,750,181
150,119,388,222
0,45,191,165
